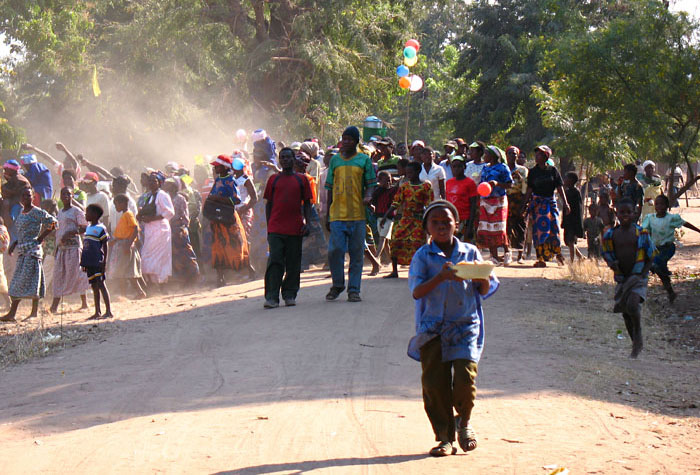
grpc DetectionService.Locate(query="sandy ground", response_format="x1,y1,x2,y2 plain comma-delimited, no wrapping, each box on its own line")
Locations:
0,205,699,474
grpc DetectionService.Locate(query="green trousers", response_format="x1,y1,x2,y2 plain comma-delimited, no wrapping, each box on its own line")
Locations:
420,336,478,442
264,233,303,303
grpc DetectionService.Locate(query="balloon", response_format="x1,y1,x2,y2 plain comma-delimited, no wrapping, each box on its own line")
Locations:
396,65,409,77
403,46,417,59
405,39,420,52
235,129,246,140
404,55,417,67
477,182,492,197
409,75,423,92
398,76,411,89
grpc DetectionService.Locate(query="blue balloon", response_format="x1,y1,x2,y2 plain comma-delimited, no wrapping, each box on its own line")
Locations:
396,65,409,77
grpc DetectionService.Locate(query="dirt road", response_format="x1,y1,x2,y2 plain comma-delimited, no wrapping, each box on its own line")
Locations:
1,215,699,473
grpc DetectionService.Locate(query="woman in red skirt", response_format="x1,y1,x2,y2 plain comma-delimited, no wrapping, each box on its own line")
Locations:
476,146,513,265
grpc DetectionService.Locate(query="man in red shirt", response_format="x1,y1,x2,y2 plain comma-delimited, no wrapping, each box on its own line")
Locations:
263,147,313,308
445,156,478,240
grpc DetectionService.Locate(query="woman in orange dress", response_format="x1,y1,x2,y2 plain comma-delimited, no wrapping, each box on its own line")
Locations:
380,161,432,278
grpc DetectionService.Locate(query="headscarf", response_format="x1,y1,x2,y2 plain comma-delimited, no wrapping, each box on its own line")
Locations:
506,145,520,157
150,171,166,184
3,160,20,171
642,160,655,170
300,141,320,158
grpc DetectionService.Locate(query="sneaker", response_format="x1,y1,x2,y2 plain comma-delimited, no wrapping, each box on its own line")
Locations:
263,299,279,309
503,252,512,267
347,292,362,302
284,298,296,307
325,286,345,301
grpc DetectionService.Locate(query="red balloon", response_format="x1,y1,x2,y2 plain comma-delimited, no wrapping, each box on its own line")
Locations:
398,76,411,89
405,39,420,52
477,182,492,197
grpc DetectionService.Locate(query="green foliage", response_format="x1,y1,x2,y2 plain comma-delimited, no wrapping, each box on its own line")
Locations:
548,0,700,170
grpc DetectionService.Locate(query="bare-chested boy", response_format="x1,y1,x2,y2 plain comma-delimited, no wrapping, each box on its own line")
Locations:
601,198,656,358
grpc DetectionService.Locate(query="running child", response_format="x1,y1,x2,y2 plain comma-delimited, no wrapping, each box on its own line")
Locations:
583,203,605,258
408,200,498,456
641,194,700,303
562,172,584,262
602,198,656,358
81,204,113,319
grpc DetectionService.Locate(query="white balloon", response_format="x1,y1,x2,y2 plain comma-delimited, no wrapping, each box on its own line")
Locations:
409,75,423,92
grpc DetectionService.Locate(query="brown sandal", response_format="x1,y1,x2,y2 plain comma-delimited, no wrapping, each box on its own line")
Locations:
429,441,457,457
457,423,477,452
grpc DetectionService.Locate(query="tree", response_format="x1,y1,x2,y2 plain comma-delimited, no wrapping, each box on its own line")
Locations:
549,0,700,194
450,0,632,151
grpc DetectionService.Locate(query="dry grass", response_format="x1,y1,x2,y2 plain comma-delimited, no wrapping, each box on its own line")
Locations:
0,318,62,367
566,258,614,285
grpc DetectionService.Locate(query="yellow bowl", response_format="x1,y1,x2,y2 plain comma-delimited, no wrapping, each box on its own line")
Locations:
450,261,495,280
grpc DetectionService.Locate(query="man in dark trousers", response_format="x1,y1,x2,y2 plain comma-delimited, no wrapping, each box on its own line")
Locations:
263,147,313,308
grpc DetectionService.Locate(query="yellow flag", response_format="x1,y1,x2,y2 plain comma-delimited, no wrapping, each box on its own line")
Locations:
92,65,101,97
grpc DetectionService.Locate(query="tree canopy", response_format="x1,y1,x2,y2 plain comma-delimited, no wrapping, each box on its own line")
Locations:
0,0,698,174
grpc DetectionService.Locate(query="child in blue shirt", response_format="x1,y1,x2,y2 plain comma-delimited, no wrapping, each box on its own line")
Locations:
409,200,499,457
81,204,113,320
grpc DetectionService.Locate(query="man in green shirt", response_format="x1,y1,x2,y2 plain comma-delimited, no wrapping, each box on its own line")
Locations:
376,137,401,179
325,126,376,302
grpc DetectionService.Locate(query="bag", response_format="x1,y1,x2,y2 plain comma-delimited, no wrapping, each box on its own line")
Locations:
138,194,157,218
202,197,237,224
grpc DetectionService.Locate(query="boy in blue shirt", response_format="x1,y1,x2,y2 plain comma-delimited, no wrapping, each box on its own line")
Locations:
409,200,499,457
81,204,113,320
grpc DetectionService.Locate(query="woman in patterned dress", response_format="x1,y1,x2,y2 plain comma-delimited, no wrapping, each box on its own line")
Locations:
207,155,250,287
1,188,57,322
163,178,200,282
380,161,432,278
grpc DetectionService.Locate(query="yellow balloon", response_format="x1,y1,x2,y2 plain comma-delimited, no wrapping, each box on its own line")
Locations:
404,55,417,67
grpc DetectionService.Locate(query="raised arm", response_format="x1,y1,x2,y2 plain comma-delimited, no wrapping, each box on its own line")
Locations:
22,143,60,167
55,143,80,171
77,155,113,181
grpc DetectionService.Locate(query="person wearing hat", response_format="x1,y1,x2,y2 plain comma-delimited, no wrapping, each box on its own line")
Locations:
409,140,425,162
522,145,569,267
80,172,111,229
408,199,498,457
19,153,53,204
445,155,478,241
324,125,377,302
439,140,458,180
464,141,487,183
204,155,250,287
453,138,467,157
1,160,32,239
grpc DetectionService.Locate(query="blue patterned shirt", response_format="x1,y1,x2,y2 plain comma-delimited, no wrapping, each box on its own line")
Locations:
479,162,512,197
601,224,656,283
408,239,499,363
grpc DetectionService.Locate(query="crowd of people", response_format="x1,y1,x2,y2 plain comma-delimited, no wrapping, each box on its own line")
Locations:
0,132,695,320
0,127,698,457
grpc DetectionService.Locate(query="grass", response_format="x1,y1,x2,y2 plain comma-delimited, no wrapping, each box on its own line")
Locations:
566,258,614,285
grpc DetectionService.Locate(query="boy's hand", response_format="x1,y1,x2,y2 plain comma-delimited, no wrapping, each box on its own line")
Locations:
439,262,462,282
